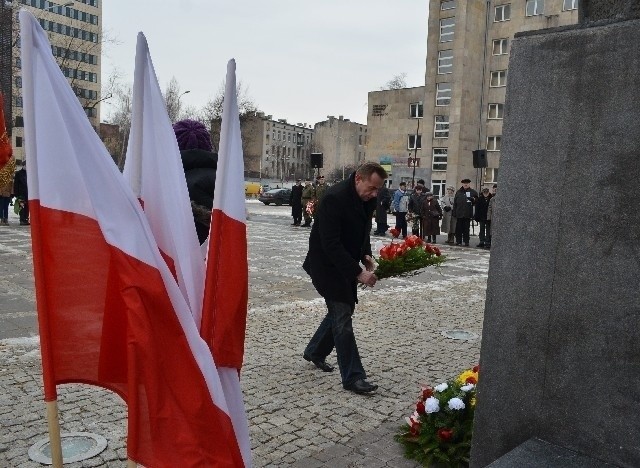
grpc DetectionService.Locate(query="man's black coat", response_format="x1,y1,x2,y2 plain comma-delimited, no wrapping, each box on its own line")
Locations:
302,172,376,306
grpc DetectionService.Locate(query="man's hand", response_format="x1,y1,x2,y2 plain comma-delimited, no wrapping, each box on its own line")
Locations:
357,269,377,287
363,255,376,272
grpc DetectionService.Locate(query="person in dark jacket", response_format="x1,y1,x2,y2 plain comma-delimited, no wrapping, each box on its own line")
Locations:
421,191,442,243
13,160,29,225
290,179,303,226
373,181,391,235
302,162,387,395
474,188,492,247
173,119,218,244
451,178,478,246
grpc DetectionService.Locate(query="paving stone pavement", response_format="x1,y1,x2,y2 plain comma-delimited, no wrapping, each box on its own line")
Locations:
0,202,489,467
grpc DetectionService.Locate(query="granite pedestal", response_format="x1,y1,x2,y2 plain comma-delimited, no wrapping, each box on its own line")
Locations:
470,16,640,468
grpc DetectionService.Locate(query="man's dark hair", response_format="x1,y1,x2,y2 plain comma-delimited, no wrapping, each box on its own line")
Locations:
356,161,388,180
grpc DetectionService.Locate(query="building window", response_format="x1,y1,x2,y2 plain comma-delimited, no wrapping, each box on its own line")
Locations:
408,134,422,150
485,168,499,183
16,136,23,148
487,136,502,151
15,76,22,88
488,103,504,119
410,102,424,118
526,0,544,16
490,70,507,87
441,0,456,10
436,82,452,106
437,49,454,74
439,17,455,43
432,148,448,171
563,0,578,10
492,38,508,55
15,97,23,107
431,180,446,197
277,130,281,141
495,3,511,21
434,115,449,138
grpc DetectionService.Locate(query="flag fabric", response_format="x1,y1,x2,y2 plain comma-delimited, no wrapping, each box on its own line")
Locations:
0,93,12,170
19,11,244,467
123,33,205,328
201,59,252,464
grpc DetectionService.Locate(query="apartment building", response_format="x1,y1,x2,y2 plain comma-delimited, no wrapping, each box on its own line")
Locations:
0,0,102,161
366,86,430,190
313,116,366,180
424,0,579,191
212,113,315,182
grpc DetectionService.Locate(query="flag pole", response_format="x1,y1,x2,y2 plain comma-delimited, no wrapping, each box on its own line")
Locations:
46,401,63,467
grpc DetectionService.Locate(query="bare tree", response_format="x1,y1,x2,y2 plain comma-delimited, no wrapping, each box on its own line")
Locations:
380,73,408,90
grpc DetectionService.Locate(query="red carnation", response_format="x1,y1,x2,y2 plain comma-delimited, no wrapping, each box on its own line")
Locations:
422,387,434,399
425,243,435,254
437,428,454,442
433,246,442,257
473,365,479,373
389,228,400,238
416,401,426,414
465,376,477,385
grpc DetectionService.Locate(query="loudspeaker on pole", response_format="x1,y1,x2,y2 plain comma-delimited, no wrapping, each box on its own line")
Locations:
310,152,323,169
472,149,488,168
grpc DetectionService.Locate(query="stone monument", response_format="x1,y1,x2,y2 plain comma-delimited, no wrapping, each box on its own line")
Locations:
470,1,640,466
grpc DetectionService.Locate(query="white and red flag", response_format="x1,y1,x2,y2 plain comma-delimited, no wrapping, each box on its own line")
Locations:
201,59,251,458
20,10,245,467
123,33,205,328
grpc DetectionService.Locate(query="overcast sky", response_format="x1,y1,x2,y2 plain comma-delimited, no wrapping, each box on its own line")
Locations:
101,0,429,126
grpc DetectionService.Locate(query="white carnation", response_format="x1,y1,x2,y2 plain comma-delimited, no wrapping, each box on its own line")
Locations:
461,384,475,392
425,397,440,414
448,397,465,410
435,383,448,392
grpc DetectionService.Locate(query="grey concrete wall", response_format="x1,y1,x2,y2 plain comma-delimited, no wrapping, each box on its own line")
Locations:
470,19,640,467
580,0,640,22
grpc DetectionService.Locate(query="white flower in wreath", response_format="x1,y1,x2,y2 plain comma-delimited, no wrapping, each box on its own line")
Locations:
425,396,440,414
448,397,465,410
435,383,448,392
461,383,475,392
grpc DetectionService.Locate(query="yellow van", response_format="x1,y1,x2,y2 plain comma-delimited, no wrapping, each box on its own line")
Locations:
245,182,262,197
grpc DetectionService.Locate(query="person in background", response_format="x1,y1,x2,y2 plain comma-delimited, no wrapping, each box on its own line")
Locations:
13,160,29,226
391,182,409,238
315,175,328,206
440,185,456,244
373,180,391,236
173,119,217,244
408,184,426,237
422,191,442,243
0,157,14,225
486,185,496,249
290,179,303,226
302,162,387,395
452,178,478,247
474,187,492,248
301,179,314,227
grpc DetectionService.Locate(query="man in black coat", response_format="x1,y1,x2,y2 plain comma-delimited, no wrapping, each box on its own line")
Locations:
289,179,303,226
13,161,29,225
452,178,478,246
373,181,391,235
302,162,387,394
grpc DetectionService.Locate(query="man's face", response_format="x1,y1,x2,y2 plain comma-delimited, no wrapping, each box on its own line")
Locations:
318,177,325,185
462,183,470,190
355,173,385,201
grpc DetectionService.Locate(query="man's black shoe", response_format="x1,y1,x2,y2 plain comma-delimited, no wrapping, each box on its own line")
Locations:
344,379,378,394
303,353,334,372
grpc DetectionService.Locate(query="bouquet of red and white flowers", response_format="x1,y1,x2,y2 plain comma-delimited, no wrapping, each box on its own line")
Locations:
305,199,316,217
395,366,479,467
374,232,445,280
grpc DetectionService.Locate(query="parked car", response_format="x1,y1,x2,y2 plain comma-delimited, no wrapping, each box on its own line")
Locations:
259,188,292,206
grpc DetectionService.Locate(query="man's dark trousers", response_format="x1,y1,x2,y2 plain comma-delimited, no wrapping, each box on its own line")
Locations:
455,218,471,245
304,300,366,387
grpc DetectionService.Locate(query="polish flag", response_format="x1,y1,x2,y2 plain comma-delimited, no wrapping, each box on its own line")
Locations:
0,93,12,169
201,59,251,461
19,11,245,467
123,33,205,328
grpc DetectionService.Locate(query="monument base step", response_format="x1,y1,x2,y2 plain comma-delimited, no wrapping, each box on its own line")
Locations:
486,438,616,467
